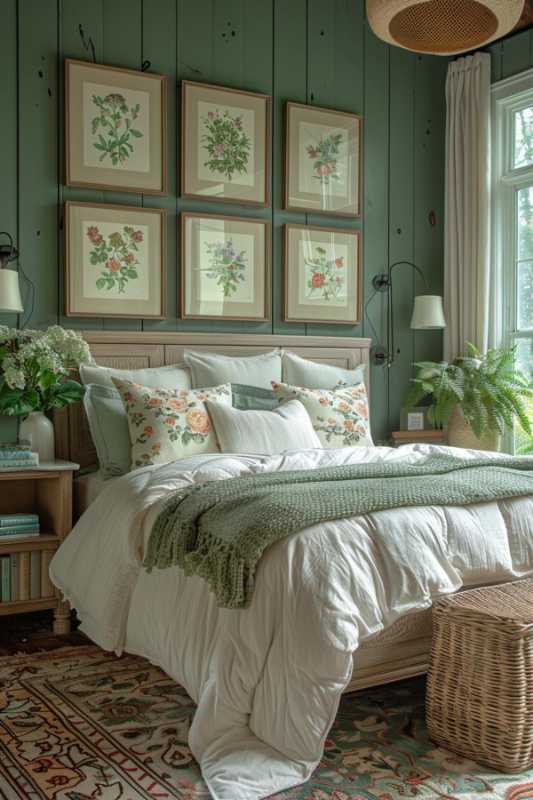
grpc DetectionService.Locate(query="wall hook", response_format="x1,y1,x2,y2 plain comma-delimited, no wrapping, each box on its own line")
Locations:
79,23,96,63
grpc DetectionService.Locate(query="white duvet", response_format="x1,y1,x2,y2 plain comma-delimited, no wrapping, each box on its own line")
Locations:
51,444,533,800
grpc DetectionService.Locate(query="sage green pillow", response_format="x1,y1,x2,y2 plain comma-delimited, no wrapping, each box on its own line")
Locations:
83,384,131,479
231,383,281,411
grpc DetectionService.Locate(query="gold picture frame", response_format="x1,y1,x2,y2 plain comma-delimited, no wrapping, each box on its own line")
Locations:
284,223,362,325
181,80,271,207
65,58,167,195
65,201,165,319
284,102,362,218
181,212,271,321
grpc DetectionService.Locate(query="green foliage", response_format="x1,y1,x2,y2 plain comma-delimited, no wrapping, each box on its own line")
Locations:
202,109,251,181
403,342,533,439
91,93,143,167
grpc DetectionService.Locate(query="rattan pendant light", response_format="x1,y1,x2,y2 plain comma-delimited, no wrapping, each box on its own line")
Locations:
366,0,524,55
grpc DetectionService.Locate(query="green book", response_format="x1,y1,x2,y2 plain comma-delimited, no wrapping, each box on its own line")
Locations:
30,551,41,600
1,557,11,602
0,525,40,536
10,554,19,602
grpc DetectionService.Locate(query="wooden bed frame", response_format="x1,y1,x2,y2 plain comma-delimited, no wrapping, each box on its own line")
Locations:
53,330,432,692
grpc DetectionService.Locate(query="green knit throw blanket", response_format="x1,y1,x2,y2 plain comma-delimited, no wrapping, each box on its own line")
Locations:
143,454,533,608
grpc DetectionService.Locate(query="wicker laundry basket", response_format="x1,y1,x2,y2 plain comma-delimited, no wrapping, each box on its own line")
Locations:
426,579,533,773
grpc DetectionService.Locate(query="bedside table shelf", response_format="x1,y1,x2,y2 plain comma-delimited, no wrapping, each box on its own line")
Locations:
0,461,78,634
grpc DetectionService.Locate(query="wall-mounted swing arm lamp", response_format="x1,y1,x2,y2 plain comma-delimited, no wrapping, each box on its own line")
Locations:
0,232,23,314
367,260,446,368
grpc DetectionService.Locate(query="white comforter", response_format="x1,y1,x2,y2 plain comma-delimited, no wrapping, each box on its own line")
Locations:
51,444,533,800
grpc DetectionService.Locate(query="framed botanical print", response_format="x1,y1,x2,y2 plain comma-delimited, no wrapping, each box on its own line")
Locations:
181,213,270,321
65,201,164,319
284,224,361,324
284,102,361,217
65,59,167,194
181,80,270,207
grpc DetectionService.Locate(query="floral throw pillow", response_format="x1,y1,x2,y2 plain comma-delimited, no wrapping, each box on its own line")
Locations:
112,378,232,469
271,381,373,449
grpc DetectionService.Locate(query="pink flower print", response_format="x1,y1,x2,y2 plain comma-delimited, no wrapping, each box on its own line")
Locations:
87,225,100,243
132,230,143,242
315,163,333,177
207,111,215,121
106,258,120,273
195,393,206,401
143,425,154,437
167,398,187,412
213,142,226,158
164,416,176,426
328,417,337,425
319,397,328,406
148,397,162,407
124,253,136,264
311,272,326,288
337,401,351,413
307,146,318,159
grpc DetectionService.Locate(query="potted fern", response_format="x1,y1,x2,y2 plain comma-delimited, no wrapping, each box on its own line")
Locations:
403,343,532,451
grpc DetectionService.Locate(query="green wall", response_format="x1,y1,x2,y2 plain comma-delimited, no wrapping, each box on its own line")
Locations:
0,0,448,444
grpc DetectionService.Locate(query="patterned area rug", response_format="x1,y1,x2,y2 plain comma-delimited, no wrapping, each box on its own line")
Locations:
1,646,532,800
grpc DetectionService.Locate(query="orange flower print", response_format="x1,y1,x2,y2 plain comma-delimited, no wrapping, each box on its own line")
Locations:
319,396,328,406
335,257,344,268
337,401,350,413
164,417,176,426
344,419,353,430
148,398,162,407
328,417,337,425
167,398,187,412
143,425,153,437
106,258,120,273
311,272,326,289
152,443,161,452
356,402,369,419
186,409,211,434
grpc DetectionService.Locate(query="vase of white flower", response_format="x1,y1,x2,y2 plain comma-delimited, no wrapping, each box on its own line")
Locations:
19,411,56,462
0,326,92,459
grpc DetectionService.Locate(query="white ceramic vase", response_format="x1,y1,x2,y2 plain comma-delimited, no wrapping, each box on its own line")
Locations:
19,411,55,463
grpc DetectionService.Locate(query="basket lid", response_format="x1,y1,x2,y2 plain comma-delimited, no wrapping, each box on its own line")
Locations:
436,580,533,627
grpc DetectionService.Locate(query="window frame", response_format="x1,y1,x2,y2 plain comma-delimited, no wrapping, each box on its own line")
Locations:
492,68,533,347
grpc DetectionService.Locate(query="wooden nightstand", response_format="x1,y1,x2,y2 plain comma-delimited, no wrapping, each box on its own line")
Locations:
391,430,447,446
0,461,79,634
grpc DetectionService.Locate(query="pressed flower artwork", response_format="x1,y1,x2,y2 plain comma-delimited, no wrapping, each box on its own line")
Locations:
89,88,145,168
182,81,270,206
181,213,269,321
85,224,146,295
203,239,249,298
201,106,252,182
284,224,361,324
66,59,166,194
65,201,164,319
303,246,347,304
285,102,361,217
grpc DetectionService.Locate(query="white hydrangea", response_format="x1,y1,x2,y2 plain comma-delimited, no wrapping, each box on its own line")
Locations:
44,325,93,367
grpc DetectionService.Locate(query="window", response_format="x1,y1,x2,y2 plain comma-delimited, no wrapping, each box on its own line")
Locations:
492,71,533,454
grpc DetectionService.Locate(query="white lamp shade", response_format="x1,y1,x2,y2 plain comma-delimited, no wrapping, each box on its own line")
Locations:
0,269,23,313
366,0,523,56
410,295,446,330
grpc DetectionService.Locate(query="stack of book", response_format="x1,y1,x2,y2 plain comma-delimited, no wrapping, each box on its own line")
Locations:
0,550,54,602
0,513,40,541
0,442,39,471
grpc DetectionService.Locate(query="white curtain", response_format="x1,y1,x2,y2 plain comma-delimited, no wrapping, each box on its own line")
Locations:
444,52,492,361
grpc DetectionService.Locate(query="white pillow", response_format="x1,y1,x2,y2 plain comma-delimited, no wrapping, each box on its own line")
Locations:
206,399,321,455
112,379,232,469
80,362,191,390
282,351,365,389
272,381,373,449
184,349,282,390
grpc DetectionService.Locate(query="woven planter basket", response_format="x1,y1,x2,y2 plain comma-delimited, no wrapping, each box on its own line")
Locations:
366,0,523,56
426,580,533,773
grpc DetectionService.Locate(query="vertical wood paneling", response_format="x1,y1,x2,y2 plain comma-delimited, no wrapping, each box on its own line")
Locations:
0,0,19,444
363,24,389,443
18,0,59,330
272,0,307,335
59,0,105,331
2,0,456,444
142,0,178,331
413,55,446,370
306,0,364,338
101,0,143,331
387,47,416,433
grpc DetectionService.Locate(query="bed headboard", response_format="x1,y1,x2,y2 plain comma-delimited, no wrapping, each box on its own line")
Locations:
54,331,372,469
